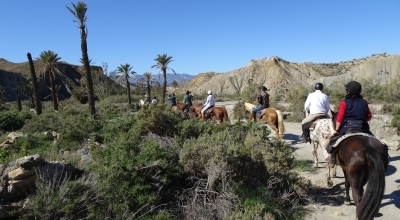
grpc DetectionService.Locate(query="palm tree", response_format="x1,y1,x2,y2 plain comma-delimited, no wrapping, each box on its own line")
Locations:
151,54,176,103
137,72,156,98
116,63,136,104
67,1,96,116
38,50,62,111
27,52,42,115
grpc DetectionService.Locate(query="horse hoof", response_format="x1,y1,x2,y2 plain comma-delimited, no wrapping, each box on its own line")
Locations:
327,180,333,188
332,175,336,178
313,164,318,168
344,201,351,206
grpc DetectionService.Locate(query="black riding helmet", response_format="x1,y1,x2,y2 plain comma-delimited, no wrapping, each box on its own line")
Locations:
315,83,323,90
260,86,267,91
345,81,362,95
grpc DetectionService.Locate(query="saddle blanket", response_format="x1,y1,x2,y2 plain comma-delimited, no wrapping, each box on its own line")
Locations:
256,109,267,118
332,133,385,148
206,108,214,114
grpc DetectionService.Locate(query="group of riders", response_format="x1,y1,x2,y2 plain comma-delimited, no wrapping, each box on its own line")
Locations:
299,80,373,167
143,90,216,119
142,80,372,167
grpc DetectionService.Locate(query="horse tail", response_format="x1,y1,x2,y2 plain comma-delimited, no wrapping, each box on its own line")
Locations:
356,145,386,220
275,110,285,138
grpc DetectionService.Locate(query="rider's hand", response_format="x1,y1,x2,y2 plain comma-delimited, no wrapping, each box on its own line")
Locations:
332,130,338,136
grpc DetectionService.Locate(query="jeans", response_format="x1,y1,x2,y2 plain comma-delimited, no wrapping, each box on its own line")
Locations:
252,106,265,114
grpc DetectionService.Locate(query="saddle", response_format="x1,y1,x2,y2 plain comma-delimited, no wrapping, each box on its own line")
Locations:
302,115,329,143
256,108,267,119
204,107,214,119
326,132,378,154
309,115,329,131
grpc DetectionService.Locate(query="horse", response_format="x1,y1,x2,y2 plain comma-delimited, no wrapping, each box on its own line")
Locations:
311,111,389,219
336,133,389,220
191,105,228,123
307,111,338,186
243,102,284,139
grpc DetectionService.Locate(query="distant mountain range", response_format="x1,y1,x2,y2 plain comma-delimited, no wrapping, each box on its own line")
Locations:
131,73,194,85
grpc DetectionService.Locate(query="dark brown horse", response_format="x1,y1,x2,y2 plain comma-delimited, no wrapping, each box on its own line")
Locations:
335,135,389,220
243,102,285,139
190,105,228,123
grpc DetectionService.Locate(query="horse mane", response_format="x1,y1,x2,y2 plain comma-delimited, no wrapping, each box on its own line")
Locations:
244,102,256,112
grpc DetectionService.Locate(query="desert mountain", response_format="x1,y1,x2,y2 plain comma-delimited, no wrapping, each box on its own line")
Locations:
133,73,194,85
176,53,399,97
0,58,113,102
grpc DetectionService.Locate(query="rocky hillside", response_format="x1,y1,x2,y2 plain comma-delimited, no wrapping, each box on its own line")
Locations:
176,53,399,97
0,58,111,102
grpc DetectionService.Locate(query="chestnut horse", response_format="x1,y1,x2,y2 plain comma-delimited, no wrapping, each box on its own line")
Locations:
243,102,284,139
190,105,228,123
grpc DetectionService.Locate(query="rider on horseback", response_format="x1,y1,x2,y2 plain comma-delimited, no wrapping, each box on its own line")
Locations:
181,91,192,112
329,81,373,167
168,93,177,107
299,83,330,142
201,90,215,119
144,94,151,103
250,86,269,121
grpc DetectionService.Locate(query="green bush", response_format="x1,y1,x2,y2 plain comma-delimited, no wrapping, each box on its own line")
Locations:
0,111,31,131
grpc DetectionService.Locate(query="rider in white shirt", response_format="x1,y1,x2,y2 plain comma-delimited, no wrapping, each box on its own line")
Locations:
201,90,215,119
300,83,330,142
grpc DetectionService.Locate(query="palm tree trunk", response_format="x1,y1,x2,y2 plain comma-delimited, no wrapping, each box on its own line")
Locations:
147,82,151,98
162,69,167,103
49,72,58,111
80,28,96,116
27,53,42,115
14,88,22,111
126,75,131,105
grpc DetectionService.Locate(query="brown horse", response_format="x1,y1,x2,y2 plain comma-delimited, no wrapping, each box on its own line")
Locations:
327,110,389,220
334,134,389,220
191,105,228,123
243,102,284,139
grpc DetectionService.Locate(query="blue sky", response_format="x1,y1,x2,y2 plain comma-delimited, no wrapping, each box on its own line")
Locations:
1,0,399,76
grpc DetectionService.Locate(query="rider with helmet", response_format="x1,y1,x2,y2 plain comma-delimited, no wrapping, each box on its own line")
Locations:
201,90,215,119
333,81,372,136
181,91,192,112
299,83,330,142
250,86,270,121
328,81,373,167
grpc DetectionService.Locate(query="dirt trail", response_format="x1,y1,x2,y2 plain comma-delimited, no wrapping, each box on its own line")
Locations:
217,101,400,219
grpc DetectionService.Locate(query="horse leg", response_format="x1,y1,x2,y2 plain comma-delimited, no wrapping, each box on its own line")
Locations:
312,141,318,167
327,166,333,187
343,171,351,205
332,164,337,178
266,119,279,138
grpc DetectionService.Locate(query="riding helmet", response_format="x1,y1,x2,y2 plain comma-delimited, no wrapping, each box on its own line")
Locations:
207,90,212,95
260,86,267,91
314,83,323,90
345,81,362,95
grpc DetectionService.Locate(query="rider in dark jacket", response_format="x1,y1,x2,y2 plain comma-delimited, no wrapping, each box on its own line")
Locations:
250,86,269,121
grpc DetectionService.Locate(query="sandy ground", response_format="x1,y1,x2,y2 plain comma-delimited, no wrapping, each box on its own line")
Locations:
217,101,400,219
